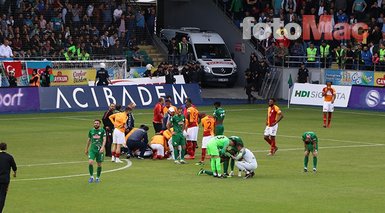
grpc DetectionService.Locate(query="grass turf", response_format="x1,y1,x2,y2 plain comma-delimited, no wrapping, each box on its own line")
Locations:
1,104,385,213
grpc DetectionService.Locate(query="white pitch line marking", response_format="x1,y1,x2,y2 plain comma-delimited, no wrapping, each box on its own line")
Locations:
12,159,132,182
253,144,385,153
18,161,87,167
226,130,382,146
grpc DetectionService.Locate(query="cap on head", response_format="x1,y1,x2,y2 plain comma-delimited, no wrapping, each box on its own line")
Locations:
100,63,106,69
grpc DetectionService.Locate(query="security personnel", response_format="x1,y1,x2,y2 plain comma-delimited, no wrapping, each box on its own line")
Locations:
94,63,111,86
306,43,318,67
320,41,330,68
379,44,385,71
78,48,90,61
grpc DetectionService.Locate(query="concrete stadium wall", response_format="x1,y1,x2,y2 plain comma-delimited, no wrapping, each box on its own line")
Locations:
277,67,324,100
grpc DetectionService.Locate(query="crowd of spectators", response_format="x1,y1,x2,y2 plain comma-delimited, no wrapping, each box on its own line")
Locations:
221,0,385,70
0,0,156,60
143,61,203,84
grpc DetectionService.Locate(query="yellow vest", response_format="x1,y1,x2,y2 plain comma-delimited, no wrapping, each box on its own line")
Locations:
307,47,317,61
379,49,385,61
320,45,330,58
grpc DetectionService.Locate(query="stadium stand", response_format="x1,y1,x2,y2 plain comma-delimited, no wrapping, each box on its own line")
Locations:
0,0,158,64
214,0,385,71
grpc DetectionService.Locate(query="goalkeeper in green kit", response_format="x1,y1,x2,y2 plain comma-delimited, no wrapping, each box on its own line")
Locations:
197,136,239,178
85,120,106,183
302,132,318,173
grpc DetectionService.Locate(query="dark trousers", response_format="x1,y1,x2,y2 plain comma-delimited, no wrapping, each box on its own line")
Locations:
153,122,163,134
104,128,113,157
0,183,9,213
127,140,147,157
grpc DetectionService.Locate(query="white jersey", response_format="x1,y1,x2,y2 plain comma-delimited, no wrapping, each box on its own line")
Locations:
239,148,257,164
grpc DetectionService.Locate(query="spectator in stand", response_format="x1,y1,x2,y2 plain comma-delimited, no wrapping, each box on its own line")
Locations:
168,37,179,65
320,41,331,68
179,36,189,65
373,52,380,70
181,63,192,83
0,39,13,58
132,46,143,66
136,10,145,44
7,69,17,87
29,69,40,87
165,65,175,84
352,0,367,21
345,45,355,70
297,63,309,83
290,40,305,65
361,45,372,70
274,42,288,66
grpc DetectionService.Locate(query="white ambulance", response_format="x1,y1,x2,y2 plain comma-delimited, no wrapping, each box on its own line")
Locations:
160,27,238,86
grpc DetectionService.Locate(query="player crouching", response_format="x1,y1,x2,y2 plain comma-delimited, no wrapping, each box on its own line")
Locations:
231,140,258,179
150,131,170,159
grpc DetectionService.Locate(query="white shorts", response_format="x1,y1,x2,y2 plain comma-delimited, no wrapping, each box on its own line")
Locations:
264,124,278,136
323,101,334,112
150,144,164,157
202,135,214,149
186,126,199,141
236,161,258,172
113,129,125,145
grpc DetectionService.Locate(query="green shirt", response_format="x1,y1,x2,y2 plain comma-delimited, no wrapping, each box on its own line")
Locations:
213,135,230,155
88,128,106,151
170,114,185,133
213,108,225,123
302,132,318,144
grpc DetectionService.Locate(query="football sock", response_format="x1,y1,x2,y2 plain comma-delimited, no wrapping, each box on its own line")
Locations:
210,158,216,172
327,112,332,126
223,158,229,173
180,149,185,160
97,167,102,178
215,158,221,174
186,141,193,156
270,138,276,153
201,148,206,162
230,159,235,171
204,170,213,175
313,157,317,169
112,152,116,157
88,165,93,176
174,149,180,160
304,156,309,168
192,141,196,156
116,153,120,158
323,114,327,125
265,138,272,145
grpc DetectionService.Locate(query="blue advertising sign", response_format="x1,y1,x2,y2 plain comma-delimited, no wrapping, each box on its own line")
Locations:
0,87,40,112
39,84,202,111
325,69,374,86
348,86,385,110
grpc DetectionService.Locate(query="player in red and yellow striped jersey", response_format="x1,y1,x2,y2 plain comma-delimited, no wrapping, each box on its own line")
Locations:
264,98,284,156
196,113,215,165
322,81,336,128
185,98,199,159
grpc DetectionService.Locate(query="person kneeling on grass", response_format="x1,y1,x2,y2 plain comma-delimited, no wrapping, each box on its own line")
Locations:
150,132,169,159
232,141,258,179
197,135,237,178
126,125,150,160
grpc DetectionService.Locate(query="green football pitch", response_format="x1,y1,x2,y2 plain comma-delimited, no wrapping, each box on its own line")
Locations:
1,104,385,213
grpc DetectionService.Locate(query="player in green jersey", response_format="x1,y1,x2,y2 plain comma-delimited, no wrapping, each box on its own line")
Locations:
167,107,187,164
213,102,225,135
197,135,236,178
302,132,318,173
85,120,106,183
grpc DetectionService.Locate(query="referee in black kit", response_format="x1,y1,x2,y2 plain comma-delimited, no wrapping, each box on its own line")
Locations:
0,142,17,213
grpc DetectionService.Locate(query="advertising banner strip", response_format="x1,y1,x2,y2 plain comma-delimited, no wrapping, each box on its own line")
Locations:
290,83,352,107
348,86,385,110
325,69,374,86
88,75,186,86
51,69,96,86
374,72,385,87
39,84,202,111
0,87,40,112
